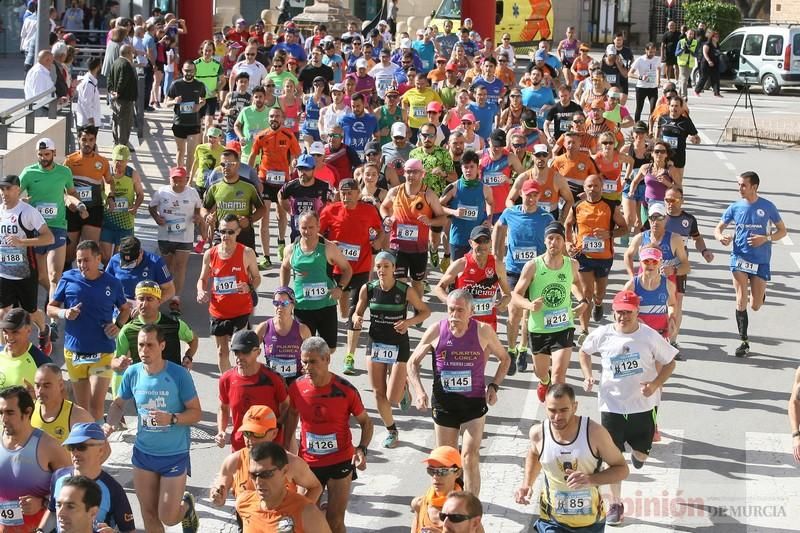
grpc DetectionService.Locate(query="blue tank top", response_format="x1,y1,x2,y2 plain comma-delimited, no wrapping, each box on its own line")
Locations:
302,95,323,133
641,230,677,267
633,275,669,334
0,428,51,501
433,319,485,399
449,179,487,246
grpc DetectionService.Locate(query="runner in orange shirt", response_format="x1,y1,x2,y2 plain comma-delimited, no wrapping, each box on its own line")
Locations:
552,132,599,199
248,107,302,267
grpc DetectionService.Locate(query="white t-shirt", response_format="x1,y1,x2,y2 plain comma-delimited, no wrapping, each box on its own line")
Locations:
581,322,677,415
369,63,402,98
233,61,268,92
631,55,661,88
149,186,202,244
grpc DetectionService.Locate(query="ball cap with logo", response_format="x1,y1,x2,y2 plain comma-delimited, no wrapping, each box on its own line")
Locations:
36,137,56,152
0,174,21,188
230,330,260,352
640,247,663,262
238,405,278,433
612,290,641,312
422,445,462,468
118,236,142,268
522,179,542,195
63,423,107,445
648,203,667,218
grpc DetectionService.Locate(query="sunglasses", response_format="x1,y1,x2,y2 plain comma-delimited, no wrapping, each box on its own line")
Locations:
219,229,237,235
512,143,526,149
509,93,521,98
273,300,292,307
273,63,284,67
439,512,473,523
67,442,103,452
264,84,276,88
664,198,679,203
461,121,473,125
329,133,343,139
653,149,667,154
473,237,490,244
649,214,665,221
427,466,459,477
642,259,659,265
534,153,549,158
601,141,614,145
249,467,280,480
243,430,269,439
220,161,237,167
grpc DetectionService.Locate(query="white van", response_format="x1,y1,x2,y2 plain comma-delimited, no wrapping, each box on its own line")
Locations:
709,25,800,95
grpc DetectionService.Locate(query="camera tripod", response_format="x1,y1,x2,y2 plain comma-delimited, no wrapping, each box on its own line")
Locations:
717,80,761,151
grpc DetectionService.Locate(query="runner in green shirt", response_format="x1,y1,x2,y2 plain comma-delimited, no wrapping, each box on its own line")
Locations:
190,126,225,188
233,86,272,164
194,41,224,132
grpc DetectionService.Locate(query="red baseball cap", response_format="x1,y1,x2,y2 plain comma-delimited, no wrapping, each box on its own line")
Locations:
225,140,242,154
612,290,640,312
426,101,443,113
521,180,541,195
445,61,458,72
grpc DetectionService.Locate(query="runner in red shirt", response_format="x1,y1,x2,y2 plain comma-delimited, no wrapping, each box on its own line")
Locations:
197,214,261,372
216,330,290,452
319,178,385,375
285,336,373,533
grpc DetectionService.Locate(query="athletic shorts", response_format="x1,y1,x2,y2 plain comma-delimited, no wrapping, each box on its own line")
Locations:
730,254,770,281
671,154,686,169
158,240,193,255
621,179,645,202
301,128,321,142
576,254,613,278
66,205,103,232
0,274,39,312
507,271,522,292
132,447,191,477
367,336,411,364
209,313,250,337
430,225,443,234
172,124,202,139
535,518,606,533
295,305,338,349
450,244,470,261
432,393,488,429
64,349,114,380
310,459,357,487
394,250,427,282
529,328,575,355
675,274,687,294
335,272,369,328
99,226,134,246
34,227,68,254
199,98,218,117
601,408,657,456
261,183,281,203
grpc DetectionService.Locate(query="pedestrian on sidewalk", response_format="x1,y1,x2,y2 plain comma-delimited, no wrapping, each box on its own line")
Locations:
107,44,138,148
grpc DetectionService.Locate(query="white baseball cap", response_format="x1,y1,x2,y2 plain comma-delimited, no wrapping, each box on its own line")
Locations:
400,38,412,48
36,137,56,151
309,141,325,155
356,58,368,69
391,122,407,138
533,143,549,155
606,44,618,56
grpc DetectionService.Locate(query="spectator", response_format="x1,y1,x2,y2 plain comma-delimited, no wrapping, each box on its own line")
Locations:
20,2,39,71
62,0,84,31
24,50,56,100
101,27,128,80
107,44,138,148
51,42,70,100
75,57,103,127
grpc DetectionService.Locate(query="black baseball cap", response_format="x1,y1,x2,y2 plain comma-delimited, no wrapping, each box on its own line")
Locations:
489,128,507,147
364,141,381,155
470,226,491,240
544,221,566,238
0,308,31,330
119,236,142,266
0,175,20,187
338,178,358,191
230,330,260,352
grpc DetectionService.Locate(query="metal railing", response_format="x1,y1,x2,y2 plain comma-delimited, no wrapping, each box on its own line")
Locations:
0,88,59,150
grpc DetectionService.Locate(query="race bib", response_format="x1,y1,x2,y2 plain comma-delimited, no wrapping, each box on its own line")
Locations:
305,118,318,130
512,247,537,262
306,432,338,455
213,275,238,295
459,204,479,220
76,186,92,201
610,352,643,379
582,236,605,253
179,101,195,114
606,74,617,84
166,217,184,234
139,409,167,432
413,107,426,118
72,352,101,365
303,282,328,300
337,242,361,261
554,489,593,516
578,69,589,77
735,258,759,275
0,500,24,526
273,86,284,97
396,223,419,241
285,118,296,128
269,357,298,377
266,170,285,185
371,342,399,364
36,203,58,219
377,78,392,92
663,135,679,148
603,179,618,194
441,370,473,393
113,197,129,212
473,297,493,316
0,246,25,264
564,49,575,59
544,308,569,330
482,173,506,186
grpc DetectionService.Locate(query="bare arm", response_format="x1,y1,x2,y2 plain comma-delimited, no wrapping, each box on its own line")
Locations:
279,242,294,286
433,258,465,303
513,424,543,504
511,260,539,312
407,324,441,410
289,455,324,503
623,233,643,278
583,421,629,485
789,367,800,462
244,247,261,290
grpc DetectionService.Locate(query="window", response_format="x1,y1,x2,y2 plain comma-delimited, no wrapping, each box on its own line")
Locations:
742,34,763,56
617,0,631,24
720,33,744,54
793,33,800,56
496,1,503,25
436,0,462,19
765,35,784,56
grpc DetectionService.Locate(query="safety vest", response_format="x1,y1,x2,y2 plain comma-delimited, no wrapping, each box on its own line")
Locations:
676,38,698,68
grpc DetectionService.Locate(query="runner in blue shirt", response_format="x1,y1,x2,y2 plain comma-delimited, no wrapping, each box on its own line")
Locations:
47,240,130,423
105,236,175,303
104,323,202,533
467,86,498,141
714,171,787,358
472,57,506,108
339,94,379,162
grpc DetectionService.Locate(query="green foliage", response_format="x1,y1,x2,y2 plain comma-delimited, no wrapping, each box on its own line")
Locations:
684,0,742,39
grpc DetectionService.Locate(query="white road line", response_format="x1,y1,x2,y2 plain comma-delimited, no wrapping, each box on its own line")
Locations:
791,253,800,270
724,162,736,171
697,132,728,161
745,432,800,531
780,235,793,246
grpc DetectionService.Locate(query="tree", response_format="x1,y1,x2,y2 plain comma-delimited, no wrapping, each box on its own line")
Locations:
732,0,769,20
684,0,742,39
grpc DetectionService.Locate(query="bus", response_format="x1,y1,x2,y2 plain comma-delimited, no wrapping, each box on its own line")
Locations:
430,0,554,45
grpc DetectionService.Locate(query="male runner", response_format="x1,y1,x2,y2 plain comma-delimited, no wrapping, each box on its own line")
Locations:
514,384,629,533
714,171,786,357
407,289,510,496
106,236,176,305
279,153,334,243
31,363,93,444
0,309,49,391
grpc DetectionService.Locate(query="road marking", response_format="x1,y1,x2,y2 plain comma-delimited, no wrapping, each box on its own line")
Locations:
791,253,800,270
744,432,800,531
697,132,728,161
780,235,793,246
724,162,736,171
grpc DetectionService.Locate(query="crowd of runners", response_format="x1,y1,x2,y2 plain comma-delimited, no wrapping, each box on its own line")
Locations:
0,10,794,533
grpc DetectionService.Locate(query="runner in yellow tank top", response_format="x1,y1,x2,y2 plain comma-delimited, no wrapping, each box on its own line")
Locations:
31,364,93,444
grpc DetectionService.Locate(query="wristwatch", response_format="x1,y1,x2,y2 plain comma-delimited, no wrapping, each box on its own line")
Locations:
356,444,368,456
487,382,499,393
170,413,178,426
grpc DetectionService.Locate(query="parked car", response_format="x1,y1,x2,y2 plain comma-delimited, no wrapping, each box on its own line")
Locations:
693,25,800,95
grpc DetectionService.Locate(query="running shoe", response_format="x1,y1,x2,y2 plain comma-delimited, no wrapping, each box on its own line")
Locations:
536,371,551,403
342,353,356,375
429,248,440,269
181,492,199,533
193,239,206,254
38,327,52,357
576,330,588,347
278,242,286,261
734,341,750,358
49,320,59,342
383,430,399,449
631,455,645,469
257,256,271,270
399,385,411,411
506,348,517,377
592,302,604,322
606,503,624,526
517,348,529,373
439,255,451,273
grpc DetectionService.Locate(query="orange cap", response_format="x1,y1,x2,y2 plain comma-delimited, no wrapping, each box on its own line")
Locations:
422,446,462,468
238,405,278,434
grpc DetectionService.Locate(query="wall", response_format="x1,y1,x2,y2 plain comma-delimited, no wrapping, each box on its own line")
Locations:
0,118,67,178
772,1,800,23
